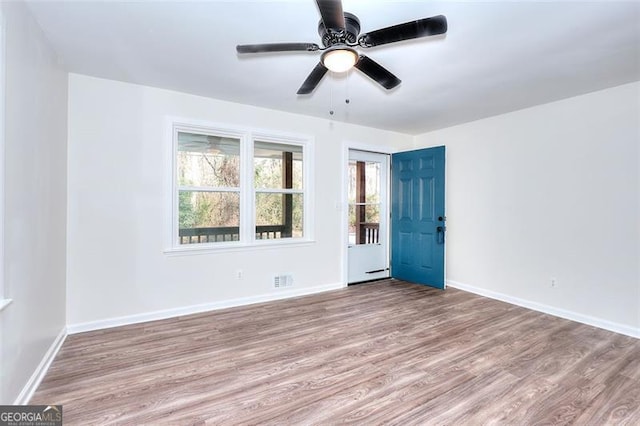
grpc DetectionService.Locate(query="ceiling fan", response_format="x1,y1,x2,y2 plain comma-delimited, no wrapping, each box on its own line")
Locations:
236,0,447,95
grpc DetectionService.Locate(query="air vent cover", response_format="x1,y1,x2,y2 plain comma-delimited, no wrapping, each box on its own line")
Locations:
274,274,293,288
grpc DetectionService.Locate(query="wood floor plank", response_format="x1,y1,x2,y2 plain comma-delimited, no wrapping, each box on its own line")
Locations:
321,366,476,424
31,279,640,425
574,375,640,425
521,379,608,425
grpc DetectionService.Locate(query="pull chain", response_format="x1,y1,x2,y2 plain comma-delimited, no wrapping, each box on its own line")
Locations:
329,71,335,116
345,72,350,105
344,71,351,120
328,71,352,118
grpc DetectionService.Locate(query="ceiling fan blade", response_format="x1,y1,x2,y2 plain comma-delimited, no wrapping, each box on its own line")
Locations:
354,56,401,90
236,43,320,54
297,62,328,95
315,0,345,30
359,15,447,47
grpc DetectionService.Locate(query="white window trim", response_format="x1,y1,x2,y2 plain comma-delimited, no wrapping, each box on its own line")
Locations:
163,117,315,255
0,8,10,312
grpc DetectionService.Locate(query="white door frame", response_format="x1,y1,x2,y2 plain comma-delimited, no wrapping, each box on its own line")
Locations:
340,141,396,286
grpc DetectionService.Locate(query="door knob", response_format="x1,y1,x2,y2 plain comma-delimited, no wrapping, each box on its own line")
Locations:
437,226,446,244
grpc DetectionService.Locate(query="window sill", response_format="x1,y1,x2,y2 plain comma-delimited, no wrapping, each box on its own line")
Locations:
0,298,13,313
163,239,316,256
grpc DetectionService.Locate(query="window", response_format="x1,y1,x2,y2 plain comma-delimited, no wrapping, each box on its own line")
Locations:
254,141,304,239
177,132,241,244
168,121,312,251
348,160,381,245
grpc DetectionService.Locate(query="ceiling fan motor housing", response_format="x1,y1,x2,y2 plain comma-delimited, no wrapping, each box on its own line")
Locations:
318,12,361,47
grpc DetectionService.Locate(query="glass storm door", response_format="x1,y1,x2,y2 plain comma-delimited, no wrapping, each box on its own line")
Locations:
348,150,389,283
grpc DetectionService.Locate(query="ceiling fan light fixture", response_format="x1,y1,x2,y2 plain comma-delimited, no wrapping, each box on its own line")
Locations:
321,47,358,73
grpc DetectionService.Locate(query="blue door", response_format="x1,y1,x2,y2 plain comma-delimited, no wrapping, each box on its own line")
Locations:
391,146,446,288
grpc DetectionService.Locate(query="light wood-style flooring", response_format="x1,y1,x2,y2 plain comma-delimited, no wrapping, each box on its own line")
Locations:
33,280,640,425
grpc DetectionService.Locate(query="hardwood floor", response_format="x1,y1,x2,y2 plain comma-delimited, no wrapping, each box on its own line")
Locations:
32,280,639,425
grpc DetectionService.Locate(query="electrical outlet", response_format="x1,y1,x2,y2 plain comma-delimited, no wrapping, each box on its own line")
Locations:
236,270,243,280
550,277,557,287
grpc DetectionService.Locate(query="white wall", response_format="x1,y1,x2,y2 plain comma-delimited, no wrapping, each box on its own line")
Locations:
0,1,67,404
415,82,640,334
67,74,412,327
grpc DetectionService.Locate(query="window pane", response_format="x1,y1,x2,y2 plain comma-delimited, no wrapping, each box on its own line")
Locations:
365,162,380,203
178,191,240,244
348,161,357,204
254,141,303,190
348,204,381,245
177,132,240,187
348,160,380,204
255,193,303,239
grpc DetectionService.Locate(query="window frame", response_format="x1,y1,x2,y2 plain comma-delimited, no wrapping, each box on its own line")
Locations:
164,118,314,254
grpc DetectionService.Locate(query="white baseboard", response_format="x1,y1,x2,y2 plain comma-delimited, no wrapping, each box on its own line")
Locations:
14,327,67,405
67,282,346,334
447,280,639,339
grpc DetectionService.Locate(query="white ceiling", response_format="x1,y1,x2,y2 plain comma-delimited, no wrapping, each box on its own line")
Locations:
25,0,640,135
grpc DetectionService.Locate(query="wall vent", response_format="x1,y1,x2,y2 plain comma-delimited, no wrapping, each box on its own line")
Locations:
274,274,293,288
